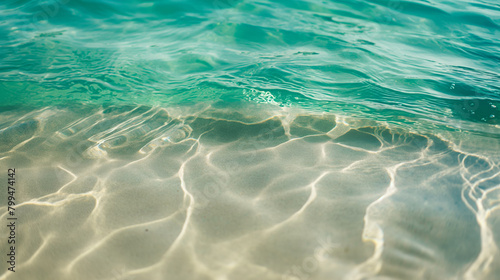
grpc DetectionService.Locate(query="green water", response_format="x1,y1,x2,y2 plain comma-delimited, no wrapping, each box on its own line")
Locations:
1,0,500,279
1,0,500,129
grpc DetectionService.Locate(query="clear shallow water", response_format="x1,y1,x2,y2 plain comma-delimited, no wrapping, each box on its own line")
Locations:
1,0,500,129
1,0,500,279
0,104,499,280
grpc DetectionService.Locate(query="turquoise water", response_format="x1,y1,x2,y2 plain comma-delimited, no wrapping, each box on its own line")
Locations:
1,0,499,130
1,1,500,280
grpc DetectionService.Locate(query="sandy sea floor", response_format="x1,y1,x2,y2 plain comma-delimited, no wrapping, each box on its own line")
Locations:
1,102,500,280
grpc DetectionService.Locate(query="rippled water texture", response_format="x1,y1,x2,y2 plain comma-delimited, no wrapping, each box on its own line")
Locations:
1,0,500,129
1,0,500,279
0,104,499,280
